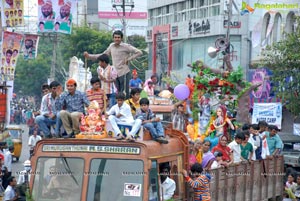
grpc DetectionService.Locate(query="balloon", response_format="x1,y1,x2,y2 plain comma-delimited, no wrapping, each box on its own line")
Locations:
140,90,148,98
174,84,190,100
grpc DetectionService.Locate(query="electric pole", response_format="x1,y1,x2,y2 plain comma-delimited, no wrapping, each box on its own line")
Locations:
112,0,135,42
50,33,58,81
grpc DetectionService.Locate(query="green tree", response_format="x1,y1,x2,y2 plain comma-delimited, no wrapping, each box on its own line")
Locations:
261,16,300,116
60,27,112,76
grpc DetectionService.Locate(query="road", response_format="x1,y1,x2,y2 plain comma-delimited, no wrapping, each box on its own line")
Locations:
12,124,30,177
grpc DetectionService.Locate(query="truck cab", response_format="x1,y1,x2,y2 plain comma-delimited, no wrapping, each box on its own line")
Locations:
29,129,189,201
29,127,284,201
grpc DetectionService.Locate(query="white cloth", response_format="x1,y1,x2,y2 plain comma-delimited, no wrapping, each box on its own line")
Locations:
211,161,221,169
107,103,134,123
3,185,16,201
160,177,176,200
28,135,42,149
4,150,12,172
248,134,256,160
259,131,270,159
17,170,31,185
228,140,241,163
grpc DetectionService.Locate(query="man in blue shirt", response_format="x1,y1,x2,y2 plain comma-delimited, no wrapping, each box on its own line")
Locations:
129,69,143,89
266,125,283,156
56,78,90,138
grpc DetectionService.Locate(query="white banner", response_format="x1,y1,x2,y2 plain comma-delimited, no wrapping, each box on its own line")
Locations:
252,102,282,129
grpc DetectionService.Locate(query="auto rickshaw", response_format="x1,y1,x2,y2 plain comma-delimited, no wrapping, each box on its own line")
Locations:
5,125,23,161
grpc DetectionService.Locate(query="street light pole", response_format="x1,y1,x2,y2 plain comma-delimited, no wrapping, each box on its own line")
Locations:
50,33,58,81
112,0,135,42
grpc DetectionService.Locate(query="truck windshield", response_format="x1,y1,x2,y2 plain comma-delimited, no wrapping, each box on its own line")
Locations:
87,159,144,201
32,157,84,201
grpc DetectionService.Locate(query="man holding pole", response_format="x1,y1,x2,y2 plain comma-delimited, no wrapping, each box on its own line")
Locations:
84,30,142,98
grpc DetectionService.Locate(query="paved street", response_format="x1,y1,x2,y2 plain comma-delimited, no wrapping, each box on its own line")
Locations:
12,124,30,177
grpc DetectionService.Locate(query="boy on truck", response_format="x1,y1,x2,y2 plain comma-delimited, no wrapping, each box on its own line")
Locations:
135,98,168,144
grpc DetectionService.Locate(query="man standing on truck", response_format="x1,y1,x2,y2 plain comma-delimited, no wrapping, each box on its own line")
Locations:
84,30,143,98
55,78,90,138
266,125,283,156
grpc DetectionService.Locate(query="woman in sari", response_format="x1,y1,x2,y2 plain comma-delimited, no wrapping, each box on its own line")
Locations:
211,135,233,167
201,139,216,170
189,139,203,168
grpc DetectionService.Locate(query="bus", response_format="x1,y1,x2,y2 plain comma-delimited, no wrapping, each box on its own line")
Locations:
29,128,284,201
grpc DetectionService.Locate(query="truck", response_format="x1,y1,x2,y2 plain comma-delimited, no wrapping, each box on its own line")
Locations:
29,127,284,201
279,132,300,173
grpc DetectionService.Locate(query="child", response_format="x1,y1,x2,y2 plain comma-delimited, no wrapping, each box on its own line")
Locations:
258,121,270,159
136,98,168,144
211,151,225,169
249,124,262,160
106,93,142,142
240,130,254,161
86,77,107,114
228,131,245,163
129,69,143,89
182,163,211,201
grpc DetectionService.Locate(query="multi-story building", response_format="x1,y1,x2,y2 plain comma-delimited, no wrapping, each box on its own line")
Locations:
75,0,148,36
146,0,298,82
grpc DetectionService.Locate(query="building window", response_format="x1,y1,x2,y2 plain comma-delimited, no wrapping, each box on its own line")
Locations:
209,5,220,16
272,13,282,43
198,8,208,19
261,13,271,46
286,11,296,34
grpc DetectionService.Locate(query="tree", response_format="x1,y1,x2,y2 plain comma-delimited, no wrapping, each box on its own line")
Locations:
261,16,300,116
60,27,113,76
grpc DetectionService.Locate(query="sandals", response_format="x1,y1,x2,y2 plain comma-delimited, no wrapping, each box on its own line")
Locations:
126,136,136,142
116,134,125,140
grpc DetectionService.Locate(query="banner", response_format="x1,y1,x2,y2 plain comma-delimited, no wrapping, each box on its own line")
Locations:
22,34,39,60
251,102,282,129
1,0,24,27
38,0,75,34
1,31,23,81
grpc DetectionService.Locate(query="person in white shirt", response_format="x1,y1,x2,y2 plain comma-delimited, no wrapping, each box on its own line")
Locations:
143,81,154,96
227,131,244,163
106,92,142,142
3,176,18,201
28,129,42,157
159,163,176,200
3,147,13,189
17,160,32,185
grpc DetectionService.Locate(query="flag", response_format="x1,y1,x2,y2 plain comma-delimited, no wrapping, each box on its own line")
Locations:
22,34,39,60
1,31,23,81
1,0,24,27
38,0,75,34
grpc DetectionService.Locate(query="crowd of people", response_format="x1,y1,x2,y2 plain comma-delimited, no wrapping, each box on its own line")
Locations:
1,29,289,200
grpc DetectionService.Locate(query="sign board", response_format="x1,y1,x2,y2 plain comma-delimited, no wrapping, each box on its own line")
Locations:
43,145,141,154
252,102,282,129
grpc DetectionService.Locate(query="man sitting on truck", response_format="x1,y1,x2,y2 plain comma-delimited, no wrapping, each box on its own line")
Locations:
106,92,142,142
55,78,90,138
135,98,168,144
35,81,62,138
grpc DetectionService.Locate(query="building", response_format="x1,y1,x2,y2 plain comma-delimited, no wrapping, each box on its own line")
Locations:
75,0,148,36
146,0,299,83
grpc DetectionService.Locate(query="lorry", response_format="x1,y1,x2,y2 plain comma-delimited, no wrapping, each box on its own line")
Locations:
279,132,300,173
29,127,284,201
